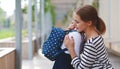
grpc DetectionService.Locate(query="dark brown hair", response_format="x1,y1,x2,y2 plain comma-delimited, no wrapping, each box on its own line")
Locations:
75,5,106,35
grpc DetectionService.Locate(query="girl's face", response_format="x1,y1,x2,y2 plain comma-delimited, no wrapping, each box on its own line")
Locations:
72,12,88,32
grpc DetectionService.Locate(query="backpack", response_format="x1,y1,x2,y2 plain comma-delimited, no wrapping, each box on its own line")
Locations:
42,27,71,61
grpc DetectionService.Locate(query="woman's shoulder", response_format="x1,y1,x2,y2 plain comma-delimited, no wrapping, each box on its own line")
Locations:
90,35,102,42
86,35,103,46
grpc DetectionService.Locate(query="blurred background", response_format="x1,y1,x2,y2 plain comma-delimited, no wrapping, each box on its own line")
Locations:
0,0,120,69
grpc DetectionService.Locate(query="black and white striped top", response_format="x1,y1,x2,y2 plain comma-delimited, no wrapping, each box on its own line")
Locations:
71,36,113,69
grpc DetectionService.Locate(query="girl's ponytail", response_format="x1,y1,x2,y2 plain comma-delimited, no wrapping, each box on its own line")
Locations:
75,5,106,35
96,17,106,35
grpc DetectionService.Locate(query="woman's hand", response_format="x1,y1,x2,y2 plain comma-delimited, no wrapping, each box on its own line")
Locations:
64,35,74,50
64,35,77,58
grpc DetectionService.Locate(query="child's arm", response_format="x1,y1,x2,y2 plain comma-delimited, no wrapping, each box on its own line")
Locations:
67,22,76,30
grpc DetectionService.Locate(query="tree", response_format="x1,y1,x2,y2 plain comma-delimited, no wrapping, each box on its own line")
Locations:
92,0,99,11
22,0,56,25
44,0,56,25
0,8,6,29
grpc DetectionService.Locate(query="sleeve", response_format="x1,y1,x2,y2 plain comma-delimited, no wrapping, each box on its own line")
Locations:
71,44,97,69
69,32,82,57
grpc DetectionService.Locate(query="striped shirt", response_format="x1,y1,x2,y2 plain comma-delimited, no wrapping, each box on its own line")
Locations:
71,36,113,69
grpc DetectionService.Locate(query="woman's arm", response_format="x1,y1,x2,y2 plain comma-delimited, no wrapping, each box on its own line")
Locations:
71,44,97,69
64,36,97,69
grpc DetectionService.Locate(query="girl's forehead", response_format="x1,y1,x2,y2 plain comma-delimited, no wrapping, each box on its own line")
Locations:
73,12,80,19
73,12,77,16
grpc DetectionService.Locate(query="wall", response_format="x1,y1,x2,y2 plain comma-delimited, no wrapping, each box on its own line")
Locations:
99,0,120,55
0,48,15,69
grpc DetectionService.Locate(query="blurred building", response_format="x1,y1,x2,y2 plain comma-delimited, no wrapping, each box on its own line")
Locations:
75,0,120,56
51,0,78,27
99,0,120,56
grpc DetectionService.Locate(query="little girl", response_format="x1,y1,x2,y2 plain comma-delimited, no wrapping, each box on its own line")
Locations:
53,22,84,69
61,31,82,57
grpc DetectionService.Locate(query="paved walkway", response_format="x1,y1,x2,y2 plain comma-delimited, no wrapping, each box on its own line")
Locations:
22,49,120,69
22,49,54,69
108,50,120,69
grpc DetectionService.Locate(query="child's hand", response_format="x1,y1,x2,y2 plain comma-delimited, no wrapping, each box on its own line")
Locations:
67,22,76,30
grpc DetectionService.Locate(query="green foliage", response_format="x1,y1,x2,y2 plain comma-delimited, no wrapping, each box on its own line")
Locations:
62,14,68,24
22,5,27,14
92,0,99,11
22,0,56,25
44,0,56,25
0,29,27,39
0,29,14,39
0,8,6,26
32,5,35,22
22,4,35,22
61,0,78,25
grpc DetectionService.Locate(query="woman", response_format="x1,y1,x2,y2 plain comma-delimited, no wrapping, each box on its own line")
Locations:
64,5,113,69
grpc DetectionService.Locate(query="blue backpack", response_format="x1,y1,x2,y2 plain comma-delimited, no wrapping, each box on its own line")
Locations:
42,27,71,61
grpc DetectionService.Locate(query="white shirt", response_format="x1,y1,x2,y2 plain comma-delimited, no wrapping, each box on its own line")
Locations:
61,31,82,57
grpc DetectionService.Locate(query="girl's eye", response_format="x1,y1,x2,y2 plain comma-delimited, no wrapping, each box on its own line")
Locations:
72,18,80,23
74,20,79,23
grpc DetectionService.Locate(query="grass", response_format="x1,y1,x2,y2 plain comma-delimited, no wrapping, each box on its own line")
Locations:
0,29,27,39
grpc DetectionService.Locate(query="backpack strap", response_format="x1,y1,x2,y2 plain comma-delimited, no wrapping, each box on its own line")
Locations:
59,48,68,54
64,30,76,34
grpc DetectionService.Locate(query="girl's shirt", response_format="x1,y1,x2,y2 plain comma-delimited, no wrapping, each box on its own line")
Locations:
71,35,113,69
61,31,82,57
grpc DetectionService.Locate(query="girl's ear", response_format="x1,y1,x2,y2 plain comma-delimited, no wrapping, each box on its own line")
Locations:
87,21,92,26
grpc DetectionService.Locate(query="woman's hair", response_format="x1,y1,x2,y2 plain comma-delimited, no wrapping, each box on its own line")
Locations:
75,5,106,35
